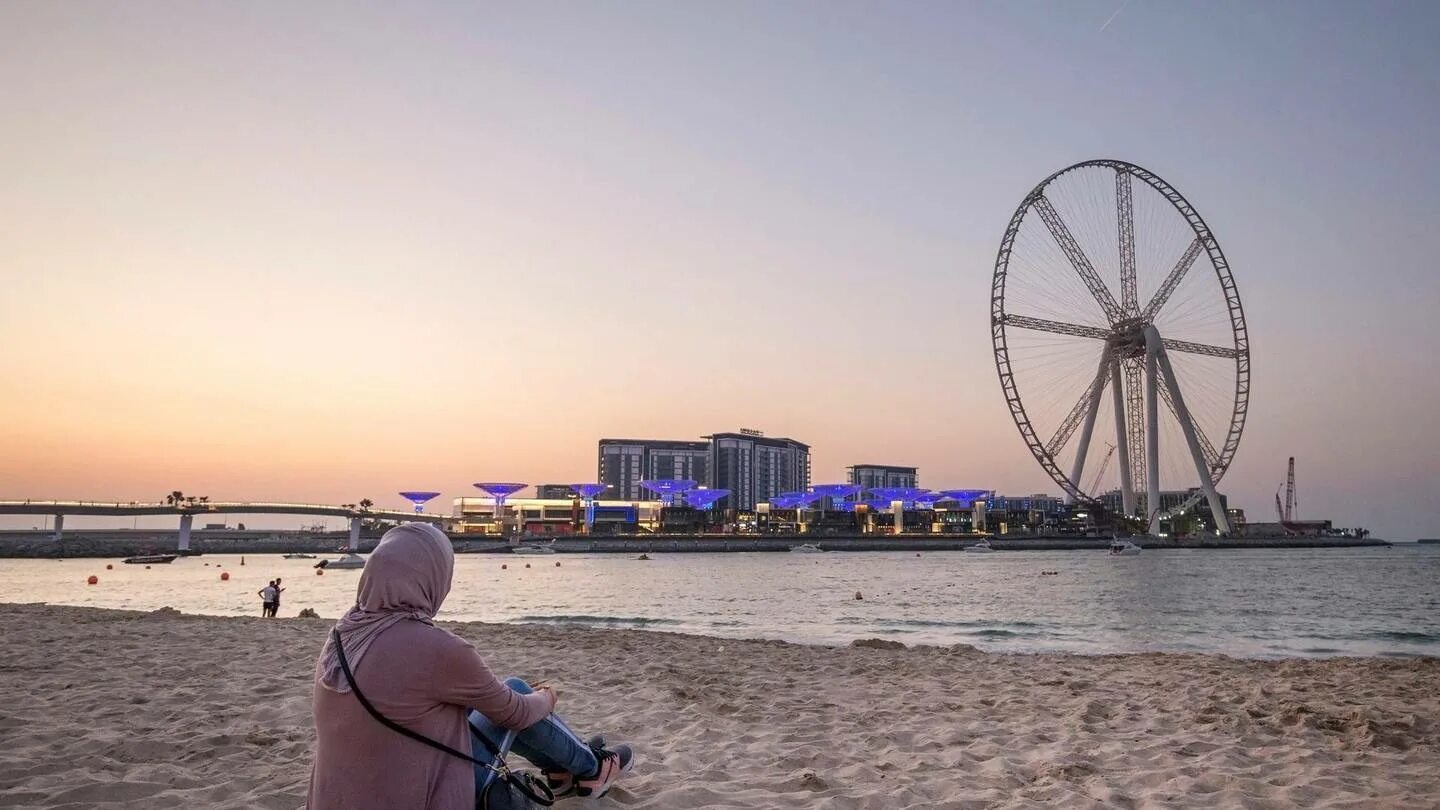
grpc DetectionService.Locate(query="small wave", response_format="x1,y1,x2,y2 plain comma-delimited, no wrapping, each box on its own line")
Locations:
513,614,681,627
1369,630,1439,643
1299,647,1344,654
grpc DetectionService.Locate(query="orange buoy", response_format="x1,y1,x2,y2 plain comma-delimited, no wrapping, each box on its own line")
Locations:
87,575,98,585
145,565,151,569
220,572,230,581
501,564,507,570
316,569,324,576
554,561,561,567
524,563,531,569
106,564,113,570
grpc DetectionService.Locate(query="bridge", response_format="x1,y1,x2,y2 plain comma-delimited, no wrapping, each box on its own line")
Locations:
0,501,445,551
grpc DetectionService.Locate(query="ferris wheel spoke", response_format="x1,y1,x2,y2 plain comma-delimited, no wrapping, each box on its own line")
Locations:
1001,314,1110,340
1116,171,1138,315
1031,195,1124,324
1045,352,1111,457
1157,368,1220,472
1162,338,1239,359
1141,238,1203,321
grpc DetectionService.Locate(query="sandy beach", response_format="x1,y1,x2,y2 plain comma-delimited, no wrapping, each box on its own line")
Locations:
1,604,1436,809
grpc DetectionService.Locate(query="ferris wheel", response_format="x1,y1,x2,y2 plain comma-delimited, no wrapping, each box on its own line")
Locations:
990,160,1249,534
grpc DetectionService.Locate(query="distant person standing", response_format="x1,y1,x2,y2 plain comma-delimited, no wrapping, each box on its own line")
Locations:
273,577,286,617
259,580,278,617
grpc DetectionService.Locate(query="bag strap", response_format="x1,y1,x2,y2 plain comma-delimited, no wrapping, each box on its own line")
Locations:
331,629,556,807
333,628,494,766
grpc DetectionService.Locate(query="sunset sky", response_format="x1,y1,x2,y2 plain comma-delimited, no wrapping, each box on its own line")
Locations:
2,2,1437,538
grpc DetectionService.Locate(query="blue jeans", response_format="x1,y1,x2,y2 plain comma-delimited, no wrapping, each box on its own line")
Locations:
470,677,599,792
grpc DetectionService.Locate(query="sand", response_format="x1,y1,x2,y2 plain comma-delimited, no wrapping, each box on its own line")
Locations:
0,604,1437,809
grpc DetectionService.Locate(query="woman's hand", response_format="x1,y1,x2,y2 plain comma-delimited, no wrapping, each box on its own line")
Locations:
534,685,558,713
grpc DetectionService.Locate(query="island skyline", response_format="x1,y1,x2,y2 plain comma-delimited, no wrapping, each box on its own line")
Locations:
2,2,1438,540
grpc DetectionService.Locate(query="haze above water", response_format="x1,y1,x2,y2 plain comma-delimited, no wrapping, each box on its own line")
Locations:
7,546,1437,659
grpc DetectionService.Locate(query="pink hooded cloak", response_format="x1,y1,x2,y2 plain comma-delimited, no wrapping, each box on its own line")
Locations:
307,523,552,810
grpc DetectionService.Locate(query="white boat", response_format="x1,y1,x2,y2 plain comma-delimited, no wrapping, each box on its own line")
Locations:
1109,540,1142,556
964,539,996,553
789,543,825,553
316,553,366,570
511,544,556,555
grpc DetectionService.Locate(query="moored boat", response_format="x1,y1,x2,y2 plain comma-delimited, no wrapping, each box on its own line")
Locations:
283,553,316,559
123,554,179,565
315,553,366,570
789,543,824,553
1109,540,1142,556
964,539,996,553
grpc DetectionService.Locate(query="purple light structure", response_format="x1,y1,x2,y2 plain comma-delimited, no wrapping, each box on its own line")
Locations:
808,484,863,514
912,491,946,509
640,479,696,506
868,487,927,508
569,484,608,532
938,489,991,506
473,483,527,531
398,491,441,514
685,489,730,510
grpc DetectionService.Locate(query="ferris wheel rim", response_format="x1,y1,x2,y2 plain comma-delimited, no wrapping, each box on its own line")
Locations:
989,159,1251,515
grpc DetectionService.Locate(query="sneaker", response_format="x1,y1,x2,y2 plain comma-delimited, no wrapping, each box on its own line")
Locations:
543,735,606,798
574,744,635,799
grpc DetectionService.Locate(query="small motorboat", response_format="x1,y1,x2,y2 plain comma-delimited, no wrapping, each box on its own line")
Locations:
637,553,651,561
1109,540,1142,556
123,554,178,565
283,553,316,559
964,539,996,553
315,553,366,570
789,543,824,553
511,544,556,555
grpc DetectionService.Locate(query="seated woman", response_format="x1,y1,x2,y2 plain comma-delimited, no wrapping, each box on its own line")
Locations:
308,523,634,809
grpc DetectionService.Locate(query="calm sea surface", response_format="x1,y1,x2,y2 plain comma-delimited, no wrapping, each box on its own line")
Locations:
4,546,1437,658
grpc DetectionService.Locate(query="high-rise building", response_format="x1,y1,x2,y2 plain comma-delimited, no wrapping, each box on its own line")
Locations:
848,464,919,495
597,439,710,501
708,429,810,512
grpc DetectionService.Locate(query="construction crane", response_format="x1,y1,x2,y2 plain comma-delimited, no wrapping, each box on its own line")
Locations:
1089,443,1117,495
1284,457,1297,521
1274,457,1299,523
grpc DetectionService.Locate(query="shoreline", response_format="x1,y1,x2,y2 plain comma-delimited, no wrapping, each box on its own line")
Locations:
0,529,1390,558
2,604,1438,808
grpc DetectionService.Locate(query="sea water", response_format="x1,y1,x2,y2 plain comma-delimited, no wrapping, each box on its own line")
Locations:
3,545,1436,658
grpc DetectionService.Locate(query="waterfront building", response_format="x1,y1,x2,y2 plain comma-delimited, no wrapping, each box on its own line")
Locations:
597,439,710,501
535,484,581,500
453,496,662,535
847,465,919,498
708,429,810,512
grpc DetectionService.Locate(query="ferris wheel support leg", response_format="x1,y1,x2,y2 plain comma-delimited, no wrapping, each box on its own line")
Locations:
1155,350,1232,536
1110,360,1135,517
1144,329,1162,534
1066,349,1112,504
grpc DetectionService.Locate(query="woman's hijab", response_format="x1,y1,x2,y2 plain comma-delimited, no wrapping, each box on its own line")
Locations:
316,522,455,692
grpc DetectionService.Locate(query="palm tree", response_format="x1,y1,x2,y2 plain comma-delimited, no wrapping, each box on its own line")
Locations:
166,491,184,507
358,499,374,512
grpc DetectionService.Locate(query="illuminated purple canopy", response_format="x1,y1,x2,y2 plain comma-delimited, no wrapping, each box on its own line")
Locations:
685,489,730,510
938,489,991,505
769,493,810,509
640,479,696,505
868,487,926,505
398,491,441,513
474,482,527,500
570,483,609,500
859,498,893,511
809,484,863,500
912,491,946,508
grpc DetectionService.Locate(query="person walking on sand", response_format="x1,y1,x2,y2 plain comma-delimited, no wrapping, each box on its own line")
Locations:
307,523,635,810
272,577,285,617
258,581,277,618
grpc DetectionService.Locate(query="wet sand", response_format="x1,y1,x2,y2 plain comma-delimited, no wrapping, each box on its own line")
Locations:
1,603,1437,808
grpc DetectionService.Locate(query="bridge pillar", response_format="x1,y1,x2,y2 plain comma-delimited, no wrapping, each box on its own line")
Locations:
53,514,64,542
348,516,362,551
178,514,193,552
